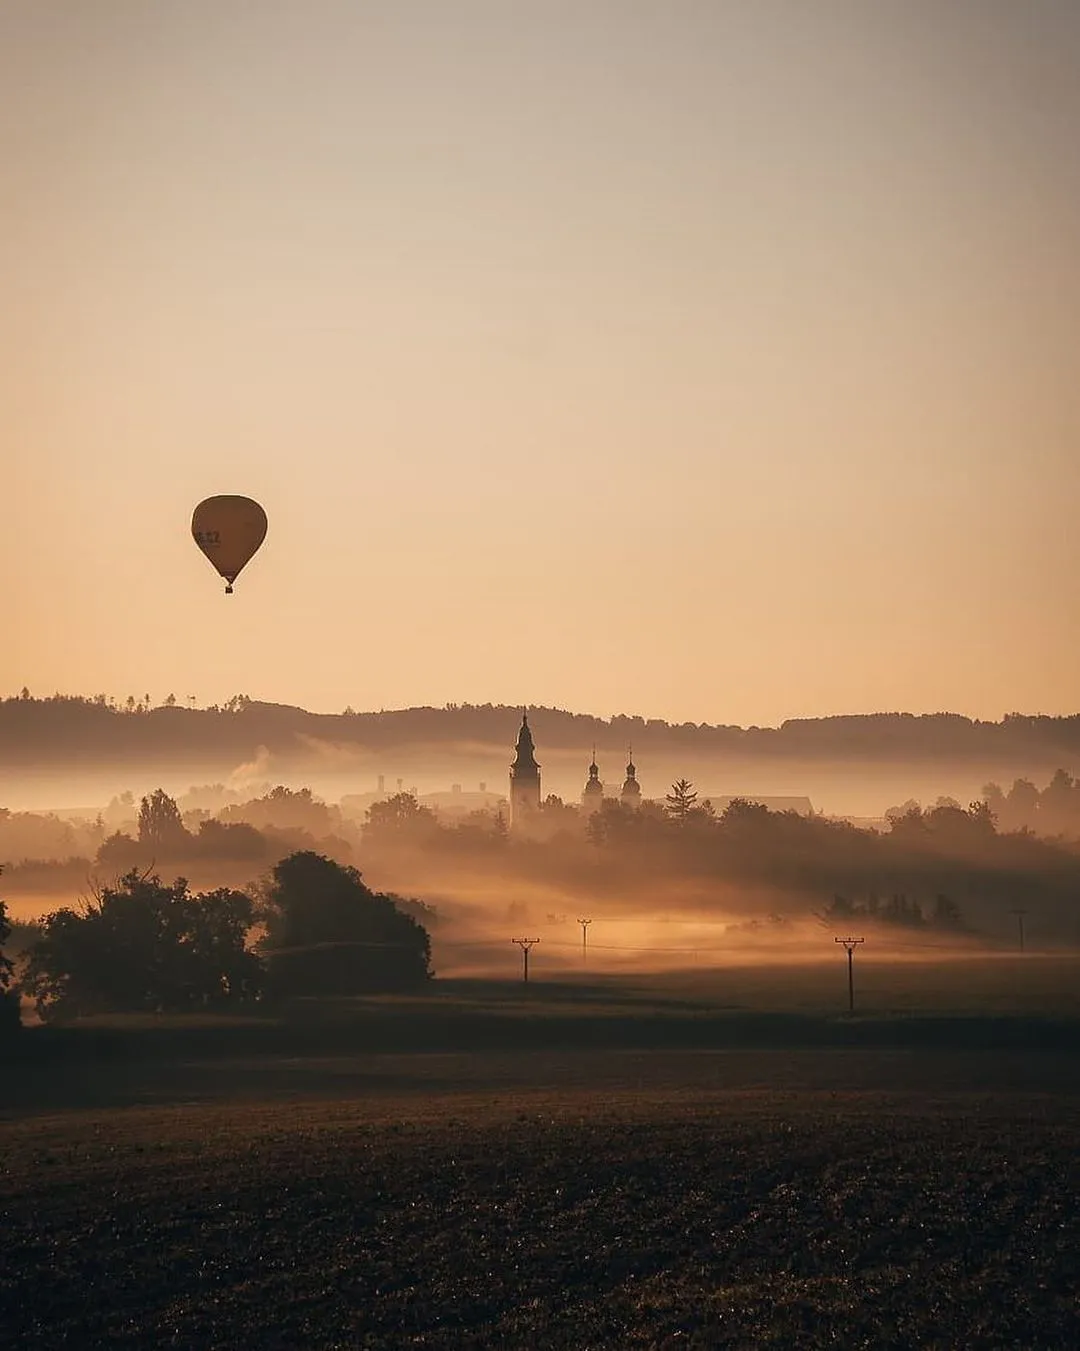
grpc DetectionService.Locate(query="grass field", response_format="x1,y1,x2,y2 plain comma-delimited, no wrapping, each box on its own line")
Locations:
4,961,1080,1347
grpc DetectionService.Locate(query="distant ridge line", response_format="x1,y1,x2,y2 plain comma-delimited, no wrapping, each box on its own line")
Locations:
2,694,1080,770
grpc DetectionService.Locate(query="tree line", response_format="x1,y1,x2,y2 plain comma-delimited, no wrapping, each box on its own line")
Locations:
0,851,432,1029
980,770,1080,836
0,786,358,894
6,692,1080,767
358,784,1080,946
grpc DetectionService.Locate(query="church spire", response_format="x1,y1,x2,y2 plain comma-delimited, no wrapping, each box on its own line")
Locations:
621,743,641,807
509,708,541,827
512,708,538,770
582,744,603,813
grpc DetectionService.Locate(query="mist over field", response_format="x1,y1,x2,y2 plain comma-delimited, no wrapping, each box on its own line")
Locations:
6,695,1080,815
0,753,1020,823
5,693,1080,964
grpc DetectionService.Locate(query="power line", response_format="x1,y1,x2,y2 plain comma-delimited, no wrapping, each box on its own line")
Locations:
511,937,539,983
438,935,953,954
834,936,865,1013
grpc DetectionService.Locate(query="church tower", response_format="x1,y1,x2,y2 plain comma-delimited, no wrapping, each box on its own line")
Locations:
509,709,541,828
621,747,642,808
581,747,604,815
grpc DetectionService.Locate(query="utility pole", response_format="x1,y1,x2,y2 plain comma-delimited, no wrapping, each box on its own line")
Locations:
512,937,539,983
1010,908,1027,953
834,936,865,1013
578,917,592,962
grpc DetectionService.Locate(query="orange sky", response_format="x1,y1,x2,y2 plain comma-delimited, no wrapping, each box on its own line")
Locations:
4,1,1079,726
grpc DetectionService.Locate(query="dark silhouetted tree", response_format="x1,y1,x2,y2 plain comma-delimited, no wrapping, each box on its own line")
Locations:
821,890,965,933
363,791,437,838
540,794,579,825
885,798,922,824
665,779,699,821
137,789,190,855
982,781,1006,823
883,893,924,927
22,870,262,1021
1004,778,1040,832
96,831,142,869
223,785,340,837
718,798,770,829
888,805,929,840
0,890,20,1034
259,851,432,996
966,800,996,833
192,818,268,861
1039,769,1078,835
932,894,964,929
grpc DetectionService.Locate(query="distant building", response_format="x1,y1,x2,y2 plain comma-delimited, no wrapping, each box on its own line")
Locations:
417,787,507,819
581,749,604,815
508,714,646,827
620,751,642,807
579,746,642,813
509,710,542,828
510,713,646,826
505,714,811,827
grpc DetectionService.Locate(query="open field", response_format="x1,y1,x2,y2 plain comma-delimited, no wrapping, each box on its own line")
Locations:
4,1083,1079,1348
17,950,1080,1023
8,957,1080,1111
5,964,1080,1347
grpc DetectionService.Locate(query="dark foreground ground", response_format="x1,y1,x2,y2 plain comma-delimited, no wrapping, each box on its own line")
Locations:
4,968,1080,1348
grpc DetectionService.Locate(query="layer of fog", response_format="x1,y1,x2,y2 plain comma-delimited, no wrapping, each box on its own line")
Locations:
0,736,1060,820
4,741,1075,966
364,867,1000,982
5,831,1001,977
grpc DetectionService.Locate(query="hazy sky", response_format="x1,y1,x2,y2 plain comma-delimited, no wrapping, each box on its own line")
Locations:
4,1,1079,726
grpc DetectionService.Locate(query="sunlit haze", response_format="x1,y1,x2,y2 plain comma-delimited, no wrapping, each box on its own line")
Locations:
5,1,1079,724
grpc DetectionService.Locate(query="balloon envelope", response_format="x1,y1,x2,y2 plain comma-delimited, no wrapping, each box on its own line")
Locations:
191,496,268,593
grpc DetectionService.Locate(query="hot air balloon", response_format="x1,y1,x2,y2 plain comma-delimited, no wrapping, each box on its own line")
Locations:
191,496,268,594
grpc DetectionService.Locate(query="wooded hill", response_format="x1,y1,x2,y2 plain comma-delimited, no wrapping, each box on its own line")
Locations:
3,694,1080,771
